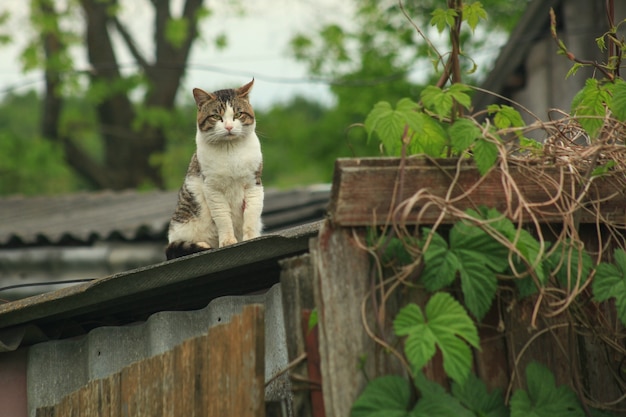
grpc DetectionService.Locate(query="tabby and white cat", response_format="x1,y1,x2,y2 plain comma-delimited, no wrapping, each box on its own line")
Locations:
166,80,263,260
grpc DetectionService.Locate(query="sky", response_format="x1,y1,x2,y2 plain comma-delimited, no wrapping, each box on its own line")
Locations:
0,0,355,109
0,1,506,110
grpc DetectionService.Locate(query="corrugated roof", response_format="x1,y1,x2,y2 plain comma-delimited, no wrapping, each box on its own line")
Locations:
26,284,292,412
0,185,330,246
0,222,319,337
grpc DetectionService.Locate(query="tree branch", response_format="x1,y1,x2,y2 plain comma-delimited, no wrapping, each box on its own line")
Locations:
111,17,151,72
39,0,111,188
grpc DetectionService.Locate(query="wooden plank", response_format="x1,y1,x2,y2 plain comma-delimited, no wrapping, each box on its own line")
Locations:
194,335,208,416
206,304,265,417
35,305,265,417
161,346,176,417
280,254,315,417
328,157,626,226
120,359,141,417
105,372,121,417
311,222,401,417
174,339,195,417
302,310,325,417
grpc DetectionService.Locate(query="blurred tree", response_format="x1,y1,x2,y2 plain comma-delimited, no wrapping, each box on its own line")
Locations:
0,91,84,195
256,0,527,187
24,0,212,190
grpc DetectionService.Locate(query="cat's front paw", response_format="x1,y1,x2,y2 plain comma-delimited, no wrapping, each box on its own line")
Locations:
219,237,238,247
243,231,260,241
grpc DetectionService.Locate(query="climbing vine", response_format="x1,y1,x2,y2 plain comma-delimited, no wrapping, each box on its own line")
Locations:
349,1,626,416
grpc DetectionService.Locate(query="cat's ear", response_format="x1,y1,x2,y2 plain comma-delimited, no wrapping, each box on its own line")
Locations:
192,88,215,108
236,79,254,100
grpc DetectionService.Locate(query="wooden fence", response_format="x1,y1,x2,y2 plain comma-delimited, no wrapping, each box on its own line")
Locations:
35,304,265,417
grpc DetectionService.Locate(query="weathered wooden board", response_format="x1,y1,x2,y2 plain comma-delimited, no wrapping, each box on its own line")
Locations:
35,304,265,417
311,223,405,417
280,255,315,417
328,157,626,226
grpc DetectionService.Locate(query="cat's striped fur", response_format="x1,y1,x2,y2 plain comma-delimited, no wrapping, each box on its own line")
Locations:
166,80,263,260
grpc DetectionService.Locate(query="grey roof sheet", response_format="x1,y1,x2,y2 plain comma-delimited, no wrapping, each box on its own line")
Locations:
0,222,319,336
0,185,330,246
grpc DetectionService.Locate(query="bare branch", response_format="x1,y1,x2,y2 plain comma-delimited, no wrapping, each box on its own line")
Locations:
111,17,151,72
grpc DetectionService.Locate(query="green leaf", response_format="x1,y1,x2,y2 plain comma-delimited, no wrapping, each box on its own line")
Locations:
593,249,626,326
608,79,626,121
462,2,488,32
364,101,404,155
451,220,508,319
421,217,509,321
448,84,473,110
473,137,498,176
449,118,481,153
364,99,421,156
414,373,475,417
565,63,584,79
393,293,479,384
571,78,610,138
487,104,525,130
408,113,448,157
165,17,189,49
421,230,461,291
421,86,453,119
350,376,412,417
591,160,616,177
430,8,458,33
421,84,472,120
451,373,508,417
510,362,584,417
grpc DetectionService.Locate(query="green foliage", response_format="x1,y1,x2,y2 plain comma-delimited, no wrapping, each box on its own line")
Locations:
463,2,489,32
420,212,510,320
350,375,412,417
393,292,479,384
509,362,584,417
593,249,626,326
0,92,83,195
571,78,610,138
365,98,447,156
352,362,584,417
430,8,458,33
413,372,474,417
487,104,525,130
451,373,508,417
609,79,626,121
420,84,472,120
165,17,190,48
449,118,481,152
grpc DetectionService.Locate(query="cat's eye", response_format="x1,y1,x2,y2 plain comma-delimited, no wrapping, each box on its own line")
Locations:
234,112,242,118
210,114,222,121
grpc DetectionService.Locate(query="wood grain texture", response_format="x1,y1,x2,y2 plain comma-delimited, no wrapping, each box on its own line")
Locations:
311,222,378,417
34,304,265,417
329,158,626,226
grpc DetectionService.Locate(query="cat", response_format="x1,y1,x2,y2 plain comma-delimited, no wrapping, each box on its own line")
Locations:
166,79,264,260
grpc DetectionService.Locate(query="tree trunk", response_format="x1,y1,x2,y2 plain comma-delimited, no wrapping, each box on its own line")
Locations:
38,0,204,190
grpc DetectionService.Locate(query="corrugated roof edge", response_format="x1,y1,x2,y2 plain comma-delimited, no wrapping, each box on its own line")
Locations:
0,185,331,246
0,221,321,334
26,284,291,414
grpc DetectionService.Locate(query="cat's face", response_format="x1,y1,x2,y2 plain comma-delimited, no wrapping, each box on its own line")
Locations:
193,80,256,143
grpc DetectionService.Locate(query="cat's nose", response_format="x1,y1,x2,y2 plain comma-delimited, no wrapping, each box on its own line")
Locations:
225,124,233,132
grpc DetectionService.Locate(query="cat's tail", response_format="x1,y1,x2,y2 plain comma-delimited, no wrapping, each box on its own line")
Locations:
166,241,212,260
